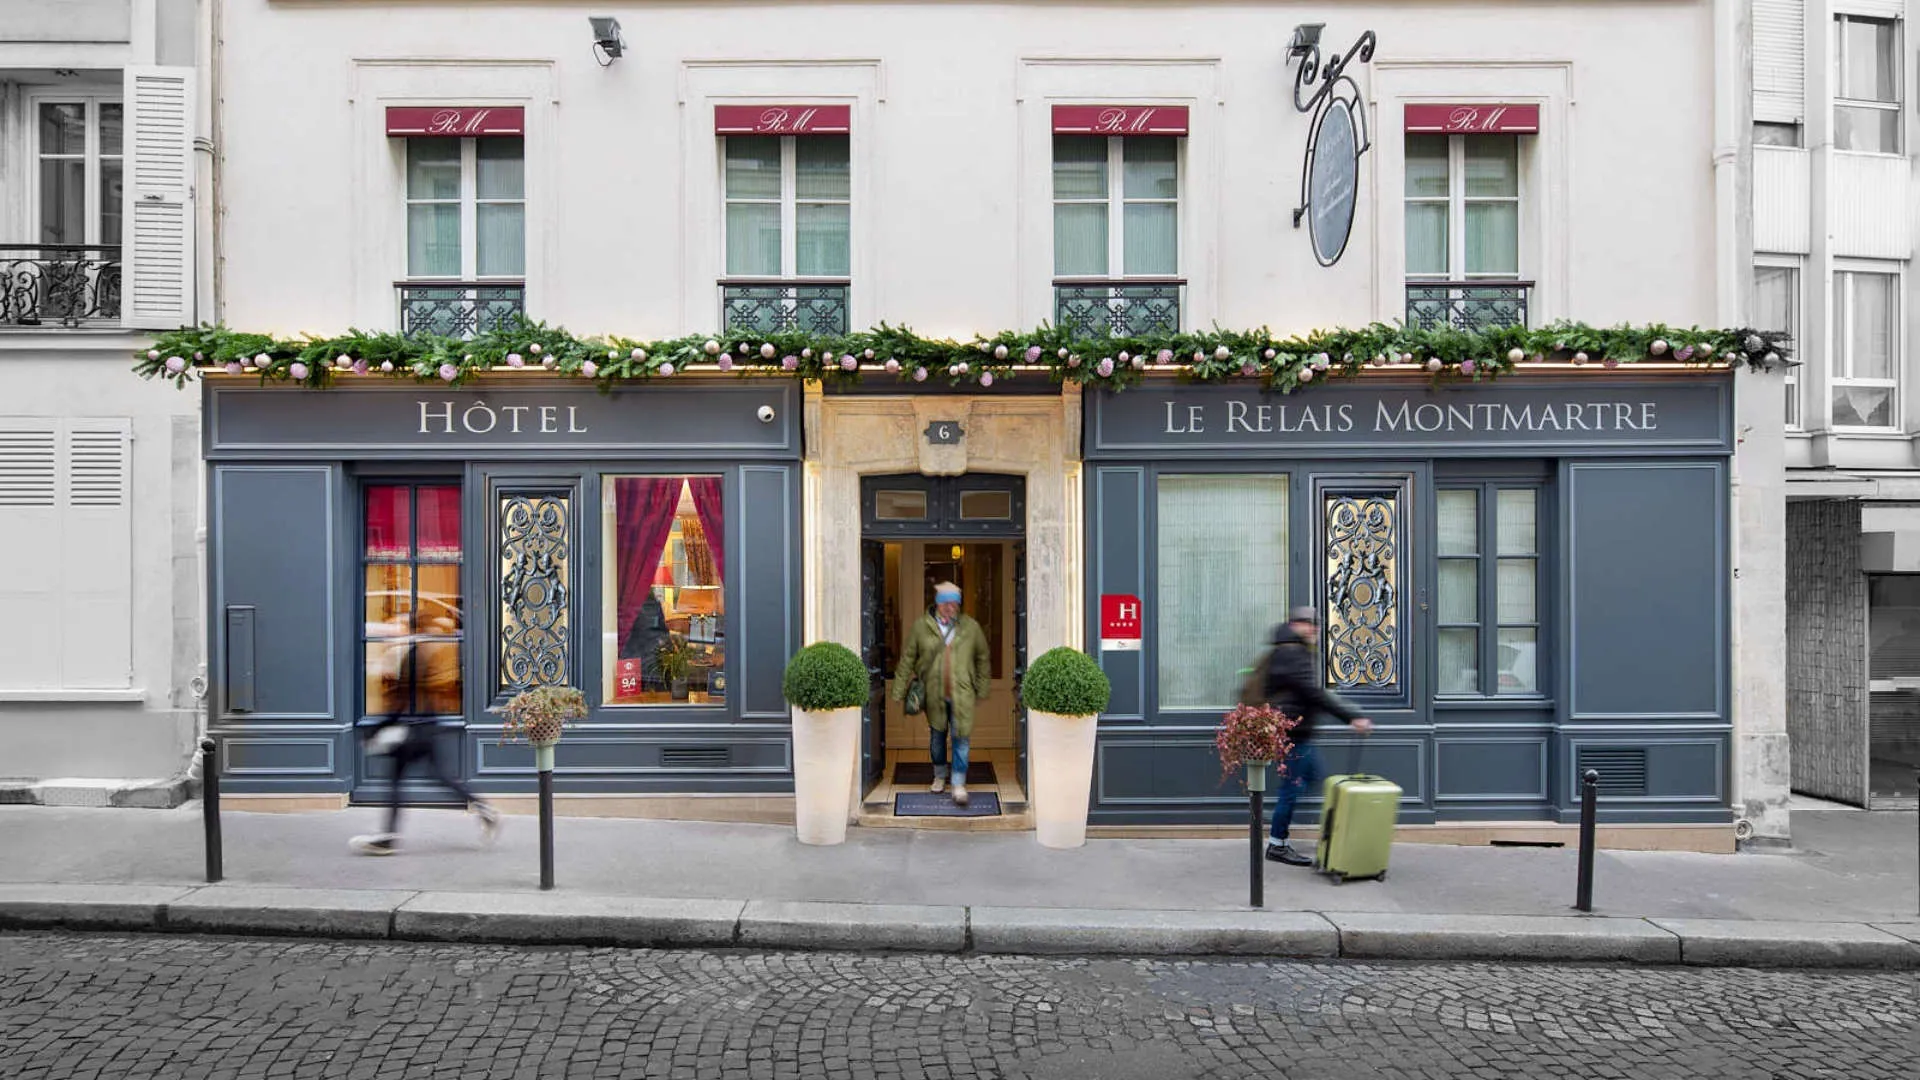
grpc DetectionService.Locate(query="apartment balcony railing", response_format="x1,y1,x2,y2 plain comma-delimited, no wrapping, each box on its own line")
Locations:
1,244,121,327
1404,280,1532,331
1053,278,1184,338
720,278,851,336
396,280,526,339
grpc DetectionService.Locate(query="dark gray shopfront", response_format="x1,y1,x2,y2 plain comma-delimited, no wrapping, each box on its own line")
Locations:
204,379,803,799
1082,374,1734,828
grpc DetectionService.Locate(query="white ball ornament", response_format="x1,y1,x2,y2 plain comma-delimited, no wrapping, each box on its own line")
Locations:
253,353,272,369
863,349,875,361
629,348,645,361
1263,349,1276,361
1508,347,1526,364
1214,345,1232,361
703,339,721,355
1058,348,1069,359
948,364,959,376
1698,344,1715,360
1763,351,1780,366
1131,355,1147,370
1299,367,1315,383
994,344,1009,361
1192,351,1205,364
802,347,813,359
760,342,777,359
380,360,395,373
582,360,600,378
1426,358,1443,372
530,343,543,355
543,357,557,370
884,358,900,374
1650,339,1669,356
147,350,161,361
1314,352,1331,368
289,362,310,380
335,356,351,370
957,362,970,375
1573,351,1589,365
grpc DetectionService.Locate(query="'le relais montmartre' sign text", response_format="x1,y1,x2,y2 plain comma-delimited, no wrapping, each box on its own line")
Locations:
1086,381,1733,457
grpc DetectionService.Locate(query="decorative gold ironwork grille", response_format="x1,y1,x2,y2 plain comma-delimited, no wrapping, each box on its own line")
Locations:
1324,491,1399,690
499,493,570,692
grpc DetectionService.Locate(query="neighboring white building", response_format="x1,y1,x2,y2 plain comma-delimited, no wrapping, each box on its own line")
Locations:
0,0,205,800
1756,0,1920,810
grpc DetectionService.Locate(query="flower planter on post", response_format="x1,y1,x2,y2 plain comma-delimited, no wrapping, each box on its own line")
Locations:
1216,704,1298,909
783,642,869,846
1022,647,1113,850
500,685,587,890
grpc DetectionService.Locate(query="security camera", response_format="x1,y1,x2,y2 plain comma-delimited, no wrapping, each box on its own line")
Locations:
757,405,776,423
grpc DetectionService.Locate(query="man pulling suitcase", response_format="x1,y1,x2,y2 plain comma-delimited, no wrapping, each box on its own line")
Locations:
1259,607,1373,867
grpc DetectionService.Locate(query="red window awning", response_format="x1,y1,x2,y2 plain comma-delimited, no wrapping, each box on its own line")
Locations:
1404,103,1540,134
714,105,851,135
385,106,524,137
1052,105,1188,136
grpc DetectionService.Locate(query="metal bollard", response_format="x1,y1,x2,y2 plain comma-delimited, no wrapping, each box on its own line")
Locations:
200,736,223,883
1574,768,1599,912
536,742,556,890
1247,762,1267,909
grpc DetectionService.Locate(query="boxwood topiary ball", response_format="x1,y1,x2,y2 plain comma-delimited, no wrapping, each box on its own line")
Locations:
782,641,870,712
1020,646,1111,717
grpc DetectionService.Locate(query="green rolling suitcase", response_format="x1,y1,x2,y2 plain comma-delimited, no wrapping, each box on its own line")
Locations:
1314,773,1401,883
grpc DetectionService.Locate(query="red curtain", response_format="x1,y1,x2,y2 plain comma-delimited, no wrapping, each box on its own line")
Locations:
615,478,682,650
688,477,725,583
364,485,410,557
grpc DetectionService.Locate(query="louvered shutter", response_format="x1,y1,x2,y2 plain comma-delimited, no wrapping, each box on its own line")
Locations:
0,420,133,690
121,66,195,329
1753,0,1805,124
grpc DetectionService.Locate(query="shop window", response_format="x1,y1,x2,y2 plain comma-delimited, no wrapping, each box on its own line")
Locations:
1833,15,1901,154
1753,262,1801,429
1832,267,1899,429
400,136,525,337
1404,133,1527,330
363,484,464,717
1156,475,1287,709
604,476,726,706
1052,134,1182,335
721,134,850,333
1867,575,1920,800
1436,484,1542,697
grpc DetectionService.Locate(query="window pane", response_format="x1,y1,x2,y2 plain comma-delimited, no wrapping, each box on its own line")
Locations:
1848,272,1896,380
1868,575,1920,679
1122,137,1177,199
1496,628,1538,694
1158,475,1287,709
365,641,409,716
406,203,462,277
1833,385,1895,428
1404,134,1449,197
417,485,462,558
365,564,413,628
38,103,86,155
1053,202,1108,277
38,160,85,245
366,486,412,557
1497,558,1537,623
414,631,464,716
476,203,525,276
1437,490,1478,555
99,103,123,157
724,136,782,199
1464,136,1519,197
795,135,850,200
959,491,1013,520
1122,202,1177,275
1052,135,1108,199
606,477,727,706
1496,489,1537,555
796,202,851,276
1464,202,1519,276
406,138,462,199
1438,559,1478,624
1835,105,1901,153
476,137,524,198
1753,265,1796,337
99,160,123,246
1438,628,1479,695
1405,203,1448,277
1753,122,1801,148
1839,17,1898,102
724,202,782,276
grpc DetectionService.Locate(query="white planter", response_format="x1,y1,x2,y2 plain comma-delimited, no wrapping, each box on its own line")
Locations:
1029,709,1099,849
791,706,861,845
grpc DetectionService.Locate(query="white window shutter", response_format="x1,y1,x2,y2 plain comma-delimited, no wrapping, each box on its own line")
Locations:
1752,0,1805,124
0,422,66,689
122,66,196,330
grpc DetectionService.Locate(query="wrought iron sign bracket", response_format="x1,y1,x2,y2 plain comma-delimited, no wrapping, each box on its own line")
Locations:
1287,27,1377,267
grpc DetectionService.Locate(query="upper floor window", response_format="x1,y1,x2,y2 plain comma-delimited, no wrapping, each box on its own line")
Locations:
1052,132,1182,335
37,98,123,247
399,135,525,337
721,132,850,333
1834,15,1901,154
1404,133,1527,330
1754,262,1801,430
1832,267,1900,429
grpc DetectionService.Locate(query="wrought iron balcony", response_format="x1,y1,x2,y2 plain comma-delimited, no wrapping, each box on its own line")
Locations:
720,278,850,335
1053,278,1184,337
1404,280,1532,331
1,245,121,328
396,280,526,339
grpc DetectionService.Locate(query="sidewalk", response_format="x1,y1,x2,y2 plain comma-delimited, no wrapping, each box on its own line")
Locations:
2,802,1915,967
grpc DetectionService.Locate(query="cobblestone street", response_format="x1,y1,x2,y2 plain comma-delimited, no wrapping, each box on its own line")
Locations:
1,932,1914,1080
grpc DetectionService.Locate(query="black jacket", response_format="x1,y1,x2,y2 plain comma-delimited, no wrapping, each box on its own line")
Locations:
1262,624,1361,744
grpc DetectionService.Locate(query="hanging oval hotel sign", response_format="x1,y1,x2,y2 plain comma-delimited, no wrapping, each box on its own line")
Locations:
1306,98,1360,267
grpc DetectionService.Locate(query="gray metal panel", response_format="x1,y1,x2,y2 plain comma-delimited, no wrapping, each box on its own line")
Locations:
221,733,338,777
224,607,257,712
474,734,793,775
739,464,799,721
1565,462,1726,720
1092,468,1147,722
1560,732,1729,811
1434,735,1551,801
212,466,336,720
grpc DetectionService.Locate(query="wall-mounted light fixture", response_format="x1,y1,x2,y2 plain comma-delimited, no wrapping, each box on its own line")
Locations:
589,17,626,66
1285,23,1324,64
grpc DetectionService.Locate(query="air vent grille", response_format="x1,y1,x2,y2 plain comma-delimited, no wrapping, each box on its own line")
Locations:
661,746,731,769
1576,747,1649,796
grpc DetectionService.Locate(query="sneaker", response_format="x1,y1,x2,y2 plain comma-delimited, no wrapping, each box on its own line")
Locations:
350,833,398,856
952,783,969,807
930,775,947,794
1265,842,1312,866
471,802,501,844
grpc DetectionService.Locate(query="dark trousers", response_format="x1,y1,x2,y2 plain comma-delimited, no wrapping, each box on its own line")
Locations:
384,725,482,834
1267,743,1324,844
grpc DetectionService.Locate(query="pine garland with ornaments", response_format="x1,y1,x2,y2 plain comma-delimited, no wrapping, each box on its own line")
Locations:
134,318,1793,392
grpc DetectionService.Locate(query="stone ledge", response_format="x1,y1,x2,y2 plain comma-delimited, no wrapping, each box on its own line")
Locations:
1326,912,1681,964
737,900,967,953
166,886,413,940
971,906,1338,957
1650,918,1920,968
0,883,193,931
393,891,744,948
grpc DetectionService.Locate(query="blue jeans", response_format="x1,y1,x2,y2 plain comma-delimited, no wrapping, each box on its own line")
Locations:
929,699,971,784
1268,743,1323,845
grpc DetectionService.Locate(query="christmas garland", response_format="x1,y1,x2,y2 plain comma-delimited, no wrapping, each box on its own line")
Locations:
132,319,1793,393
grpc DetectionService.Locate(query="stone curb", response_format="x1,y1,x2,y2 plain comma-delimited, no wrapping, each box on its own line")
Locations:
2,884,1917,968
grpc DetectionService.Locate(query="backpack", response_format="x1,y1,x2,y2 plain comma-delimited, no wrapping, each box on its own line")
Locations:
1237,649,1274,706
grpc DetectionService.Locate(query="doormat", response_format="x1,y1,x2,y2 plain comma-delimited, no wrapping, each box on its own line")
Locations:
893,791,1002,817
892,761,998,786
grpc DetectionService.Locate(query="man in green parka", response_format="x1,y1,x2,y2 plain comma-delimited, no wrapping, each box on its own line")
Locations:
891,581,992,805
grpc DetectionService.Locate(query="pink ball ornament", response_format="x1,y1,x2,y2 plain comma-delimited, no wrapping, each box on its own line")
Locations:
1192,351,1205,364
840,355,857,371
1602,357,1620,369
913,367,928,382
224,361,244,376
1299,367,1315,382
1157,349,1173,364
165,356,187,374
582,360,600,378
438,363,458,382
1068,355,1082,368
885,358,900,374
1675,344,1695,362
1313,354,1330,371
1096,358,1115,377
1026,345,1043,363
353,360,370,376
1240,363,1257,377
738,342,750,355
193,352,203,362
289,362,310,380
1461,360,1478,376
820,351,835,365
782,355,799,371
1118,351,1131,365
980,372,995,387
506,353,525,367
658,362,675,376
718,356,733,372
